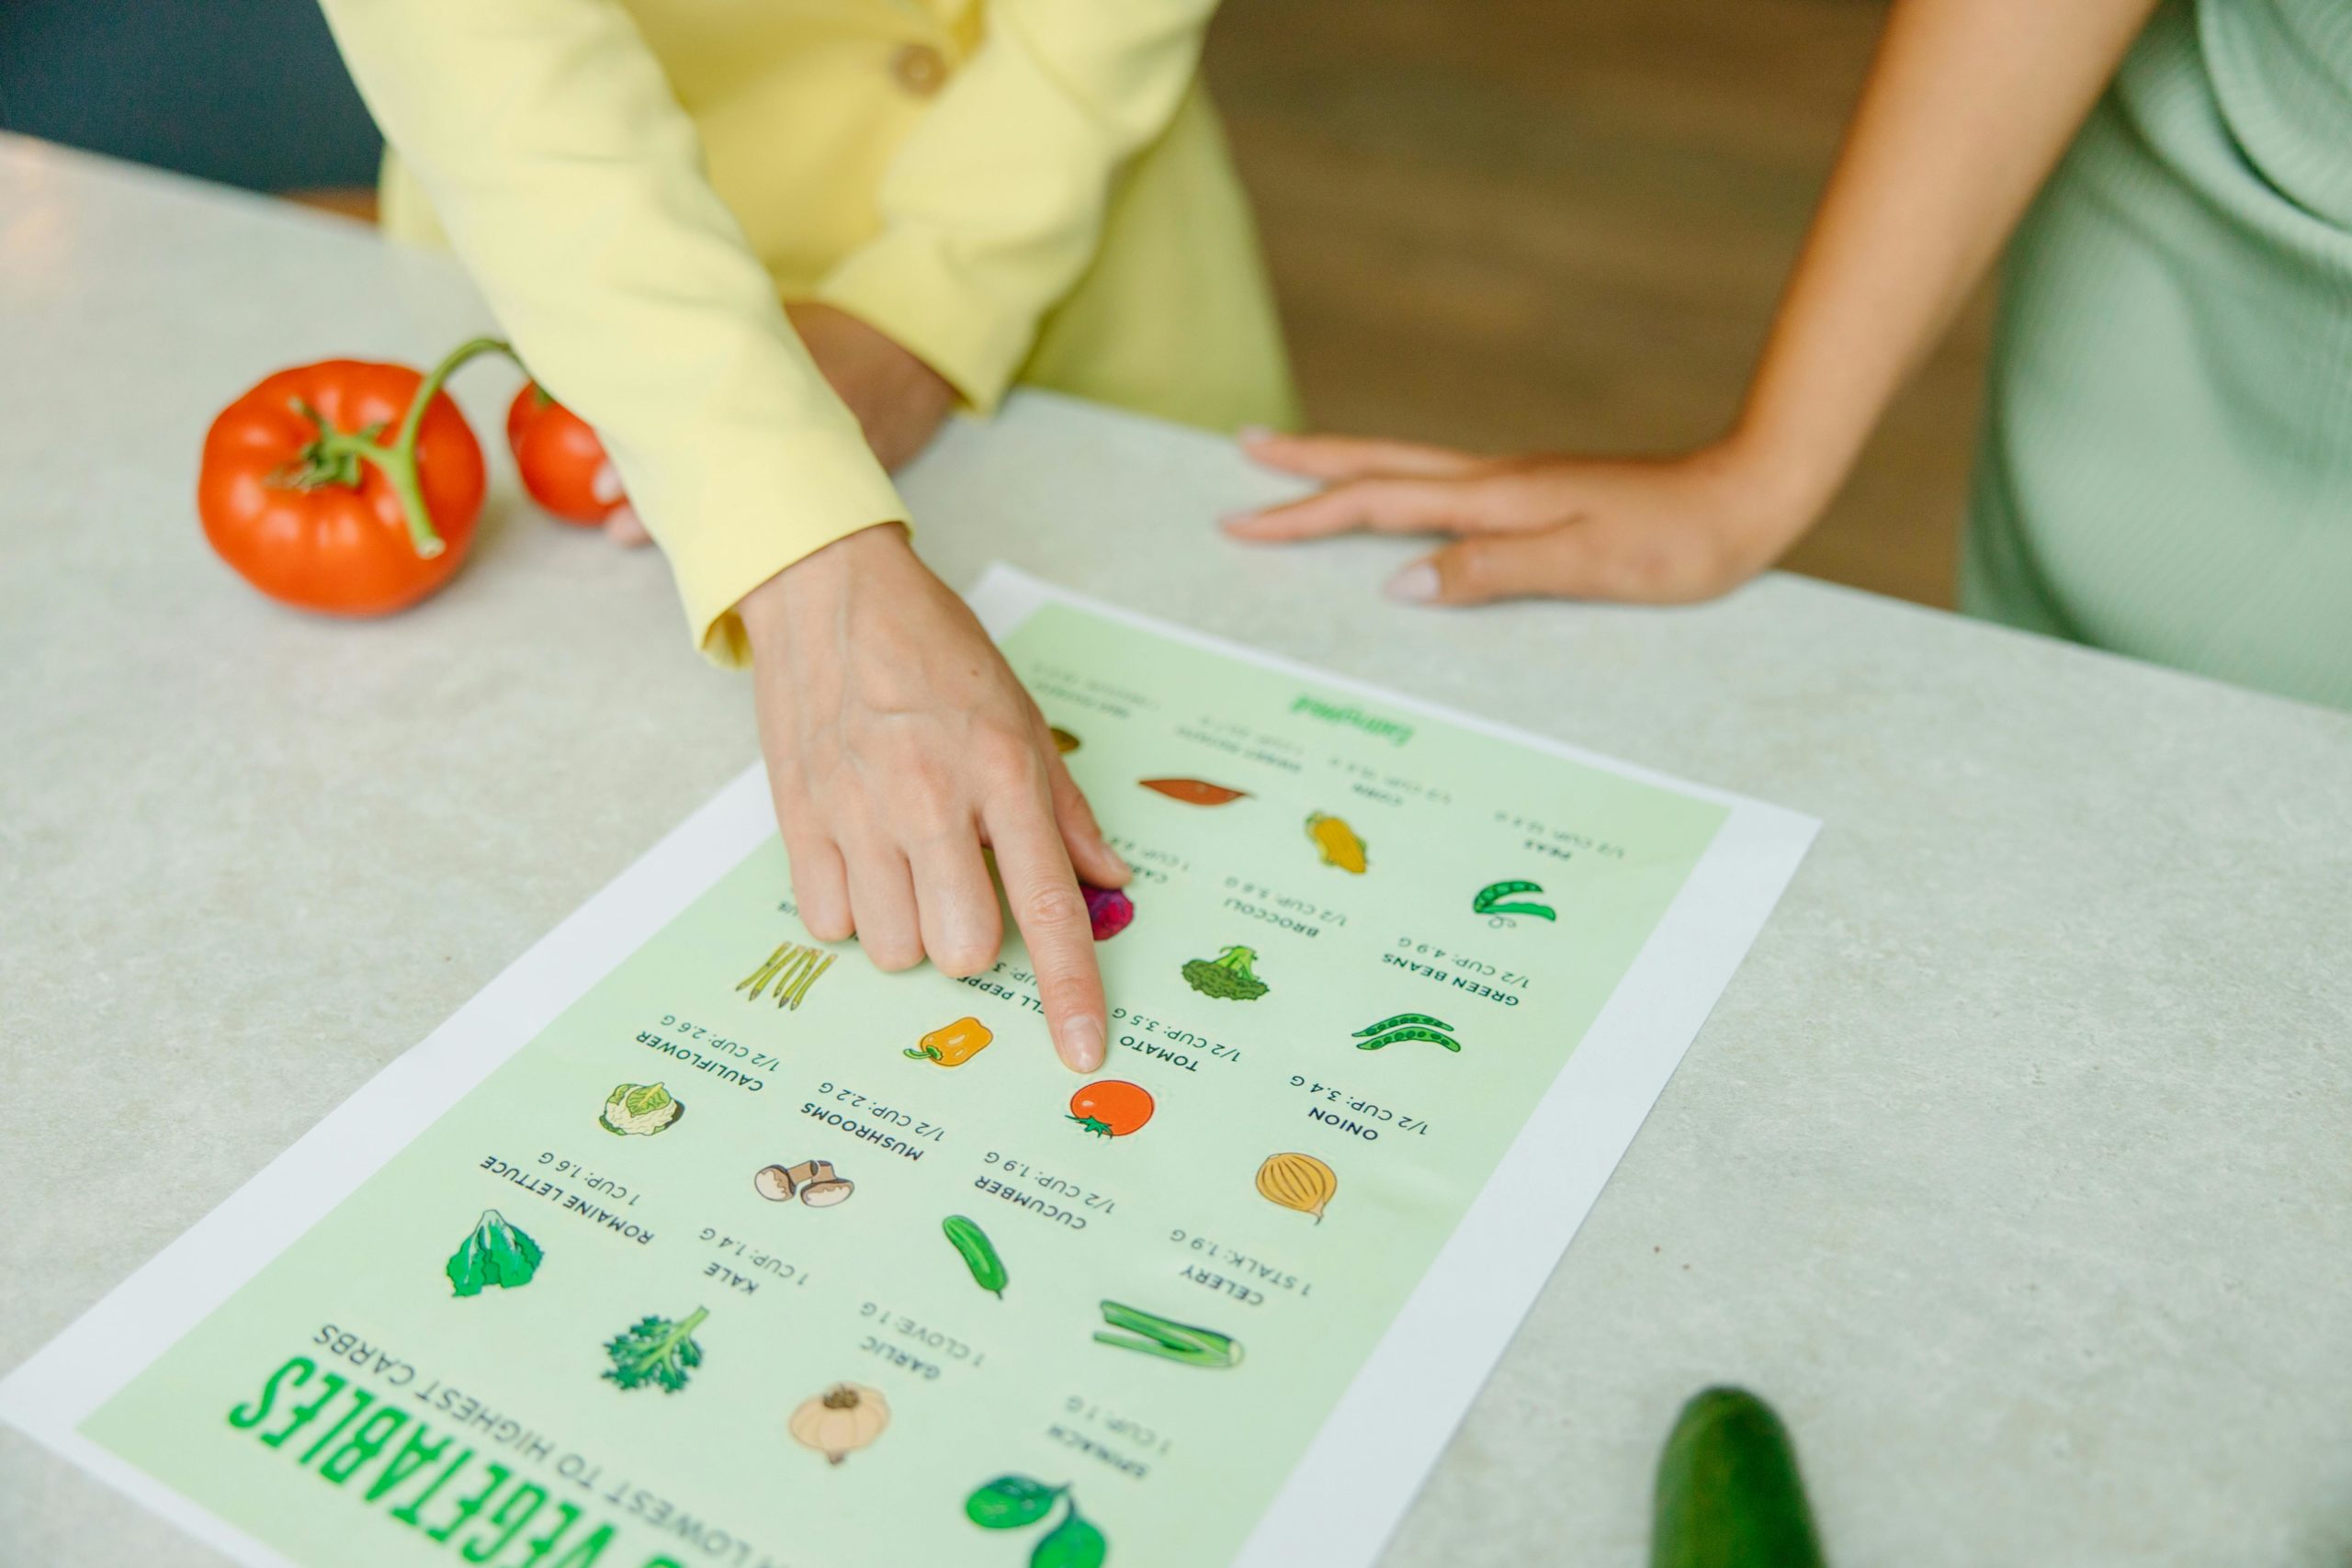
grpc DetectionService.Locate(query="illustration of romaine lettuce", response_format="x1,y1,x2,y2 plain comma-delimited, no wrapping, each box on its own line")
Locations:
446,1210,544,1296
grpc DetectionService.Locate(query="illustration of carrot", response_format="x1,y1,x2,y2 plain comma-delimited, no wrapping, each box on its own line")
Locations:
1139,777,1249,806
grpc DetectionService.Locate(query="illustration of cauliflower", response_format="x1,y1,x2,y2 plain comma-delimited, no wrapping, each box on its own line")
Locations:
1181,944,1270,1002
599,1081,684,1136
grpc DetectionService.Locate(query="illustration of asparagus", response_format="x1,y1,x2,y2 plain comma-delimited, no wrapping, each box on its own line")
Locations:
737,942,833,1010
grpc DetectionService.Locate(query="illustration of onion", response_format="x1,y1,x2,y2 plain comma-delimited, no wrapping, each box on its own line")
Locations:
1255,1152,1339,1224
788,1382,890,1464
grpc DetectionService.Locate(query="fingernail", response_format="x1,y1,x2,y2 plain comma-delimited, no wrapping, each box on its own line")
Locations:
1385,560,1441,603
1218,510,1261,532
591,461,625,504
1058,1014,1105,1073
1235,423,1273,445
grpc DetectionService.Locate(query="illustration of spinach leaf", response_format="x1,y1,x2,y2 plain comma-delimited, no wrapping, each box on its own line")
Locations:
965,1474,1063,1529
1030,1506,1107,1568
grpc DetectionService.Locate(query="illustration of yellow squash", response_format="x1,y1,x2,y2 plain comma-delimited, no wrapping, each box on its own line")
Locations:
1306,812,1369,874
1256,1152,1339,1224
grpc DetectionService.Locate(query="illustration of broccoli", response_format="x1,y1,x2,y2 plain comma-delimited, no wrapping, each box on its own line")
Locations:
602,1306,708,1393
1181,944,1270,1002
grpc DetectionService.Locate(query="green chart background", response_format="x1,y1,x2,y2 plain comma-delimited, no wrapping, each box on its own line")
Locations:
85,601,1727,1568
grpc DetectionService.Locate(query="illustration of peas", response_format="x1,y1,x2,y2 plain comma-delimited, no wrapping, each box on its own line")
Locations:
1353,1012,1453,1036
1357,1027,1462,1053
1473,878,1557,921
1351,1013,1464,1054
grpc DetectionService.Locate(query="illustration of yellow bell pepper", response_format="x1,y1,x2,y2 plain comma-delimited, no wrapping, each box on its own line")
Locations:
905,1017,994,1066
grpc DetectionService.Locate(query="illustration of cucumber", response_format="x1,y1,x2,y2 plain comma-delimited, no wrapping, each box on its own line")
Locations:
942,1215,1008,1299
1474,878,1557,920
1351,1012,1454,1038
1356,1026,1463,1053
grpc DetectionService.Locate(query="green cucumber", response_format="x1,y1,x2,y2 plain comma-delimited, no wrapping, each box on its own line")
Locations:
1651,1387,1825,1568
942,1214,1007,1299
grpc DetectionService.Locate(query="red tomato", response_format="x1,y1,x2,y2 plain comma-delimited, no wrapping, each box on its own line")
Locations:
1068,1080,1155,1138
506,383,621,525
198,358,486,617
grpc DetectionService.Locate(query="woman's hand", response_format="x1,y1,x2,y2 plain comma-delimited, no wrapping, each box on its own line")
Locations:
738,524,1127,1071
1222,432,1815,606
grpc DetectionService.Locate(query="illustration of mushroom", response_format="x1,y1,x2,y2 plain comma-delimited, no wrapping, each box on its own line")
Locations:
797,1160,854,1208
752,1158,855,1207
788,1382,891,1464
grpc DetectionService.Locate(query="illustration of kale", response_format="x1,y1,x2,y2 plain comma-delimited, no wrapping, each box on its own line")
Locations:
602,1306,708,1393
445,1209,544,1296
1181,943,1270,1001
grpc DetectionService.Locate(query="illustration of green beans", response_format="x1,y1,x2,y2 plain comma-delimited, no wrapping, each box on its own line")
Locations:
1357,1026,1463,1053
1473,878,1557,920
1093,1300,1242,1369
942,1215,1007,1299
1352,1012,1454,1038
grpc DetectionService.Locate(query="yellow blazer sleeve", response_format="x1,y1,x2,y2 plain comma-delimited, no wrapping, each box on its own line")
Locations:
815,0,1221,412
317,0,907,664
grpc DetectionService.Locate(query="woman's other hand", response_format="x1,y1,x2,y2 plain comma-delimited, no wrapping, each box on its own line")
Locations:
1223,430,1816,607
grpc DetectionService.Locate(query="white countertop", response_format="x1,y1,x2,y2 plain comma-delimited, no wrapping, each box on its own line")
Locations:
4,134,2349,1568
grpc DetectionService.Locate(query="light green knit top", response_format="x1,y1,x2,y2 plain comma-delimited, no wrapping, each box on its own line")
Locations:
1963,0,2352,710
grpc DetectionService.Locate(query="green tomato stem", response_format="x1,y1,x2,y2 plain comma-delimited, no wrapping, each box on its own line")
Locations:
291,335,521,560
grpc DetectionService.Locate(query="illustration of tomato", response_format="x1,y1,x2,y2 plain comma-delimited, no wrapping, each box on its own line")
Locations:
1068,1081,1154,1138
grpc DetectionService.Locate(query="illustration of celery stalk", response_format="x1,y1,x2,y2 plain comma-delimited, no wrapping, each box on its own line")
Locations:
1092,1299,1243,1369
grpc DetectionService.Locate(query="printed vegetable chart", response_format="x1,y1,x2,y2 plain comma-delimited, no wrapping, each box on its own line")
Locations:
70,588,1749,1568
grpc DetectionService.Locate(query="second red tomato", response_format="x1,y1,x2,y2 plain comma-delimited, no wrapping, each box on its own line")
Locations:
505,383,622,525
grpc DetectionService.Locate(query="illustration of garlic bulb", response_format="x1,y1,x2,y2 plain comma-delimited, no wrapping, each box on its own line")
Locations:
1255,1152,1339,1224
789,1382,891,1464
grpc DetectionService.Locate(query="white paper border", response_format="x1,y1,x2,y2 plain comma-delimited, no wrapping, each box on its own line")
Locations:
2,565,1816,1568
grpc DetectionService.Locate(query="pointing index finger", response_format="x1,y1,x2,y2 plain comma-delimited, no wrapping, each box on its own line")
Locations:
986,788,1108,1073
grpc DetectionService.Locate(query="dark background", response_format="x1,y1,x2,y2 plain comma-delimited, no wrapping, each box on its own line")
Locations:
0,0,379,190
0,0,1979,606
